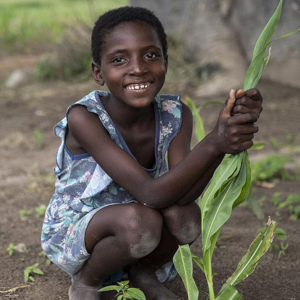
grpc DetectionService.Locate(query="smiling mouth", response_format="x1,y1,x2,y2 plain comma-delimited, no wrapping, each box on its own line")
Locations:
125,82,151,90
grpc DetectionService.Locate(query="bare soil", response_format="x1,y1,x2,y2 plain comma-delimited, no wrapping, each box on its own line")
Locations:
0,55,299,300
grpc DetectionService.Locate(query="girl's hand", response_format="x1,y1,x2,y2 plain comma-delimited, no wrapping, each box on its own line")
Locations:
209,89,259,154
232,88,263,118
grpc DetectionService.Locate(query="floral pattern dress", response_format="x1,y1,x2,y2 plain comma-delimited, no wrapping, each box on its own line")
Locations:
41,90,182,282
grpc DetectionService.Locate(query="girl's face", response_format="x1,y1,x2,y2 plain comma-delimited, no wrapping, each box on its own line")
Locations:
92,21,168,109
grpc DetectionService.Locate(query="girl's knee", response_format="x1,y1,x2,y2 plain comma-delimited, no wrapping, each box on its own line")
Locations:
162,202,201,244
122,204,163,258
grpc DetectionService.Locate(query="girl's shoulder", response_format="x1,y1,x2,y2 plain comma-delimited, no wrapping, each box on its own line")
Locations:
66,90,109,116
54,90,109,133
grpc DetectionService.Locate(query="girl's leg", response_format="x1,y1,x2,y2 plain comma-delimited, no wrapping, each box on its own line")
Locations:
161,202,202,245
70,203,163,300
129,202,201,300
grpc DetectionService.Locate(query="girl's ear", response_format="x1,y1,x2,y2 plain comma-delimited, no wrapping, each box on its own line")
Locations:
91,62,105,86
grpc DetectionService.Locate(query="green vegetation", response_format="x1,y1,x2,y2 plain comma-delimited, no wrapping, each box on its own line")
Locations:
27,167,56,193
173,1,300,299
0,0,128,53
174,219,275,300
259,226,288,258
19,209,31,221
251,155,291,182
33,129,45,150
271,193,300,220
24,263,44,283
185,96,222,142
278,242,289,259
35,205,47,218
270,137,280,149
99,281,146,300
7,243,17,256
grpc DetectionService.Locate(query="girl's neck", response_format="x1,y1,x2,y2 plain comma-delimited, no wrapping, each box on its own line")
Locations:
101,94,154,130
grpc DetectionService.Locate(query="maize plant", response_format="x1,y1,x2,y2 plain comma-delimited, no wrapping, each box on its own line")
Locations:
173,1,300,299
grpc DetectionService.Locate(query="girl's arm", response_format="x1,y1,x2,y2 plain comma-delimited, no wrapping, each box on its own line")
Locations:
168,88,263,206
67,90,260,209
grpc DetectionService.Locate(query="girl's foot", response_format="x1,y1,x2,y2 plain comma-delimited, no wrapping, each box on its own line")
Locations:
129,268,182,300
69,282,101,300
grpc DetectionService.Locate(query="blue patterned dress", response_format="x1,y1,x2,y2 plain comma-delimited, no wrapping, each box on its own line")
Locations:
41,90,182,282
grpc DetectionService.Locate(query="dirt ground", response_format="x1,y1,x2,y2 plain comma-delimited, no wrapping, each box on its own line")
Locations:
0,55,299,300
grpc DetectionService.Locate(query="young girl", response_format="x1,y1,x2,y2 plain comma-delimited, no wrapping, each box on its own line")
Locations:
41,6,263,300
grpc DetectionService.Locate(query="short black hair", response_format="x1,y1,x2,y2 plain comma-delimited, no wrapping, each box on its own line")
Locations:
91,6,168,65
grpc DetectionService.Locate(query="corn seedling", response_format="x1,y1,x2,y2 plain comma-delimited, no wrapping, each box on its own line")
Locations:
35,205,47,218
174,1,299,299
270,192,283,207
99,280,146,300
278,194,300,220
19,209,31,221
7,243,17,256
278,242,289,259
33,129,45,150
24,263,44,283
251,155,291,182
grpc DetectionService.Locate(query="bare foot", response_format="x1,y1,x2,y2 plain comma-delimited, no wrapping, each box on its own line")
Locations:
69,282,101,300
129,269,182,300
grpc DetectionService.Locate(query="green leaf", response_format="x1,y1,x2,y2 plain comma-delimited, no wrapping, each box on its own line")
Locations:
32,268,44,275
202,153,248,254
185,96,205,142
233,152,251,209
245,187,264,219
271,28,300,43
226,217,276,286
191,253,204,272
278,194,300,209
173,245,199,300
126,288,146,300
243,0,282,90
99,285,121,292
250,141,266,151
118,280,130,287
122,293,132,300
200,153,242,223
243,1,300,91
252,0,282,59
216,284,244,300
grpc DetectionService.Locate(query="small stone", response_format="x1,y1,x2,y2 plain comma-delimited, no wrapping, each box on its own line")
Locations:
5,70,28,88
16,243,27,253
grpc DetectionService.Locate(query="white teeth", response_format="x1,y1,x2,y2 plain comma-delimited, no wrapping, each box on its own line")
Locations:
126,83,150,90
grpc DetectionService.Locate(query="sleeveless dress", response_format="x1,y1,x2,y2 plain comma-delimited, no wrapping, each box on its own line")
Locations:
41,90,182,282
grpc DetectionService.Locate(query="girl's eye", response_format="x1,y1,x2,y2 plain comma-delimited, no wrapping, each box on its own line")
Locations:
111,57,126,64
145,52,159,59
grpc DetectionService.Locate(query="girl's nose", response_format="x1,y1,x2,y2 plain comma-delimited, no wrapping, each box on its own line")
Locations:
129,57,147,76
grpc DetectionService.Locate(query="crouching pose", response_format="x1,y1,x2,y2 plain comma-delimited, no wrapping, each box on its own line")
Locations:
41,6,263,300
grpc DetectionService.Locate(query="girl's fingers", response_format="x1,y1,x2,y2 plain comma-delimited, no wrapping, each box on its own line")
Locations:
235,89,245,99
222,89,236,118
245,88,263,101
227,113,258,126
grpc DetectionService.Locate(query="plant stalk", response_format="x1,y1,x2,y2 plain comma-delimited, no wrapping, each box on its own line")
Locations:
204,250,215,300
